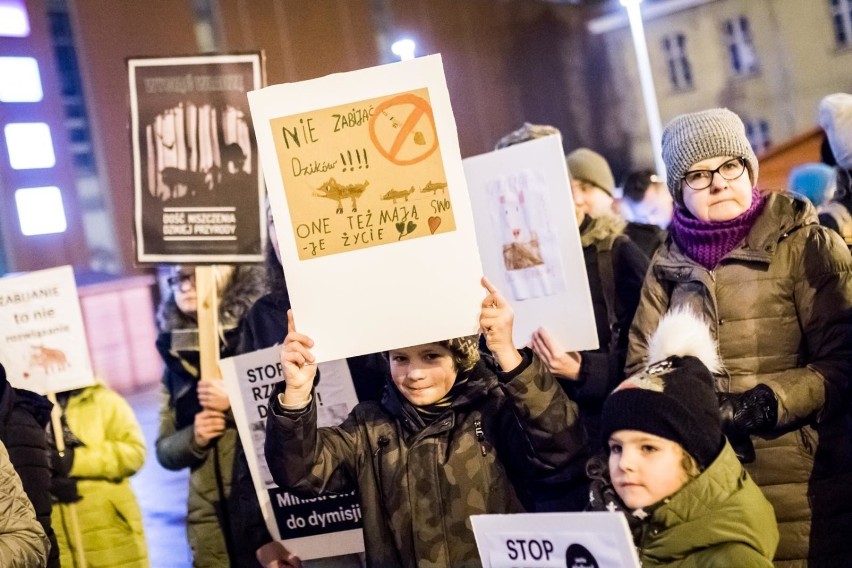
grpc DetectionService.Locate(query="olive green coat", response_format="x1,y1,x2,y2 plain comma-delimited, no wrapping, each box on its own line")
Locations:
638,442,778,567
52,385,148,567
627,193,852,566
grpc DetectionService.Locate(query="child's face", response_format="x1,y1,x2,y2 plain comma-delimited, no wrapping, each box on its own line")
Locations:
608,430,690,509
388,343,457,406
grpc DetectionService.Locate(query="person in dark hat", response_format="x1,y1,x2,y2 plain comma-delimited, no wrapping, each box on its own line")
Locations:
591,309,778,567
263,277,585,567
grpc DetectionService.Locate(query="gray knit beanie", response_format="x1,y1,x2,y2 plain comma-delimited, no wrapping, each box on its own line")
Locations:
661,108,758,204
565,148,616,196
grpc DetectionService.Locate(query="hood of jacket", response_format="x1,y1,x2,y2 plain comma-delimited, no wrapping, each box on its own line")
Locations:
380,357,499,433
580,213,627,248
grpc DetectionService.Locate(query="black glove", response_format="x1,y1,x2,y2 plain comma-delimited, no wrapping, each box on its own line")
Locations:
50,475,81,504
718,384,779,464
49,446,74,477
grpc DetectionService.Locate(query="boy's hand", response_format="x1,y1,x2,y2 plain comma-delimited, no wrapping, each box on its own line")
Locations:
480,276,522,372
198,379,231,412
280,309,317,406
256,541,303,568
530,327,582,380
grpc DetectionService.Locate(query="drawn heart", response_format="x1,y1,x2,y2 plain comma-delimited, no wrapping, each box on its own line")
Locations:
406,221,417,234
413,131,426,145
428,216,441,234
395,222,405,234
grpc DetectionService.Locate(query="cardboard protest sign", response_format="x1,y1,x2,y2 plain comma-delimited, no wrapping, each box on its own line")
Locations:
129,53,266,263
220,346,364,560
249,54,483,363
0,266,95,395
471,512,640,568
464,135,598,351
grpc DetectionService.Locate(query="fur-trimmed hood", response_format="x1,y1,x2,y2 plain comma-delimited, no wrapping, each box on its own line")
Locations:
156,264,266,333
580,213,627,248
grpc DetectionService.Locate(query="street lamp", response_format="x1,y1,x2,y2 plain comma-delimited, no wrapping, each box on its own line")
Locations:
621,0,666,179
391,39,416,61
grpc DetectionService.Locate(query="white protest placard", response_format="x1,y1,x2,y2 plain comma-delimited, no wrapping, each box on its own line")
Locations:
464,135,598,351
249,54,483,363
471,512,640,568
219,346,365,560
0,266,95,394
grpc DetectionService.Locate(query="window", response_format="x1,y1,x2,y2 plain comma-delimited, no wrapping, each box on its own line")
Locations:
745,119,771,155
662,33,693,90
831,0,852,47
723,16,759,76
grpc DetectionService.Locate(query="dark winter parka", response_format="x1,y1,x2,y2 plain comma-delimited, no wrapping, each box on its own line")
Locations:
155,265,264,568
265,350,584,568
626,193,852,567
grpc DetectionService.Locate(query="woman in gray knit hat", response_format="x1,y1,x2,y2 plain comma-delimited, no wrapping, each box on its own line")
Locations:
625,107,852,566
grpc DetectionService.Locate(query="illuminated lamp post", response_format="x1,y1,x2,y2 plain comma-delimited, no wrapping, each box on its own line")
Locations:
621,0,667,179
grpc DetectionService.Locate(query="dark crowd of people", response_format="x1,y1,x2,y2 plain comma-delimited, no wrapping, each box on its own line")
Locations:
1,94,852,568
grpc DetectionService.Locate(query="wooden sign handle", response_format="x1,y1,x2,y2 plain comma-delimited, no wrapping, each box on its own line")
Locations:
195,266,221,381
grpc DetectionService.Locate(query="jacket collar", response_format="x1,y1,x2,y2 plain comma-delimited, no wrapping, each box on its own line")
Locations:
656,192,815,276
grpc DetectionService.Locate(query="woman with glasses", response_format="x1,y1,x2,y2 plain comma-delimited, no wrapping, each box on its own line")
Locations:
625,108,852,566
154,263,265,567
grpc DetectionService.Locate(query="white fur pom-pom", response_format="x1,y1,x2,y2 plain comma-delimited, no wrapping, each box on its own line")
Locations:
647,307,722,374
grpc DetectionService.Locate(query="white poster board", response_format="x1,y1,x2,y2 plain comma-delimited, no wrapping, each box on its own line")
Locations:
464,135,598,351
220,346,364,560
0,266,95,394
249,54,483,363
471,512,640,568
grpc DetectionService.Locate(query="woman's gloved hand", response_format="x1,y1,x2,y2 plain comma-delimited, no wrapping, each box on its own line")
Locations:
718,384,779,464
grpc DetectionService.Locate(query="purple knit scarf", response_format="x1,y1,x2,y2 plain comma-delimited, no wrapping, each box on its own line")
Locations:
671,187,765,269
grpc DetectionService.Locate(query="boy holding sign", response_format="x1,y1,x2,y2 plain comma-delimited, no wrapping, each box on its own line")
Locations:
264,277,585,567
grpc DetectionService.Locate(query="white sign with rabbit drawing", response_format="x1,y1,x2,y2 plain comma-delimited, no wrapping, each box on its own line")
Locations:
464,134,597,351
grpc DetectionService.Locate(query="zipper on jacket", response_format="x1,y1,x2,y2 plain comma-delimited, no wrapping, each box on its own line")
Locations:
474,419,486,456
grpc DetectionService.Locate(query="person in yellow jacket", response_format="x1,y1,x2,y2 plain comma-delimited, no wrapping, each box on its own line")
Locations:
50,383,149,567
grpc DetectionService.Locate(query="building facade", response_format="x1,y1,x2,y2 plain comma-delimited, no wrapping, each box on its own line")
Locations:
590,0,852,184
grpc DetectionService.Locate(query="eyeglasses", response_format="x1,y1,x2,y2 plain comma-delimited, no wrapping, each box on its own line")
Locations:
167,272,195,292
682,157,746,191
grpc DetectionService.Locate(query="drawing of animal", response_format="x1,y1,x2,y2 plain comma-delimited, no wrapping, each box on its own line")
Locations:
499,188,544,270
380,186,415,204
420,180,448,195
27,344,69,375
314,178,370,213
161,166,215,197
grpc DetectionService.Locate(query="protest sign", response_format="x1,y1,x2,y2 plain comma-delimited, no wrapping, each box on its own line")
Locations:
464,135,598,351
219,346,364,560
129,53,266,263
471,512,640,568
0,266,95,394
249,54,483,363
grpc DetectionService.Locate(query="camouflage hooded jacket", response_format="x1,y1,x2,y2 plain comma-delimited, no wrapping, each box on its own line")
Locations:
265,349,585,567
